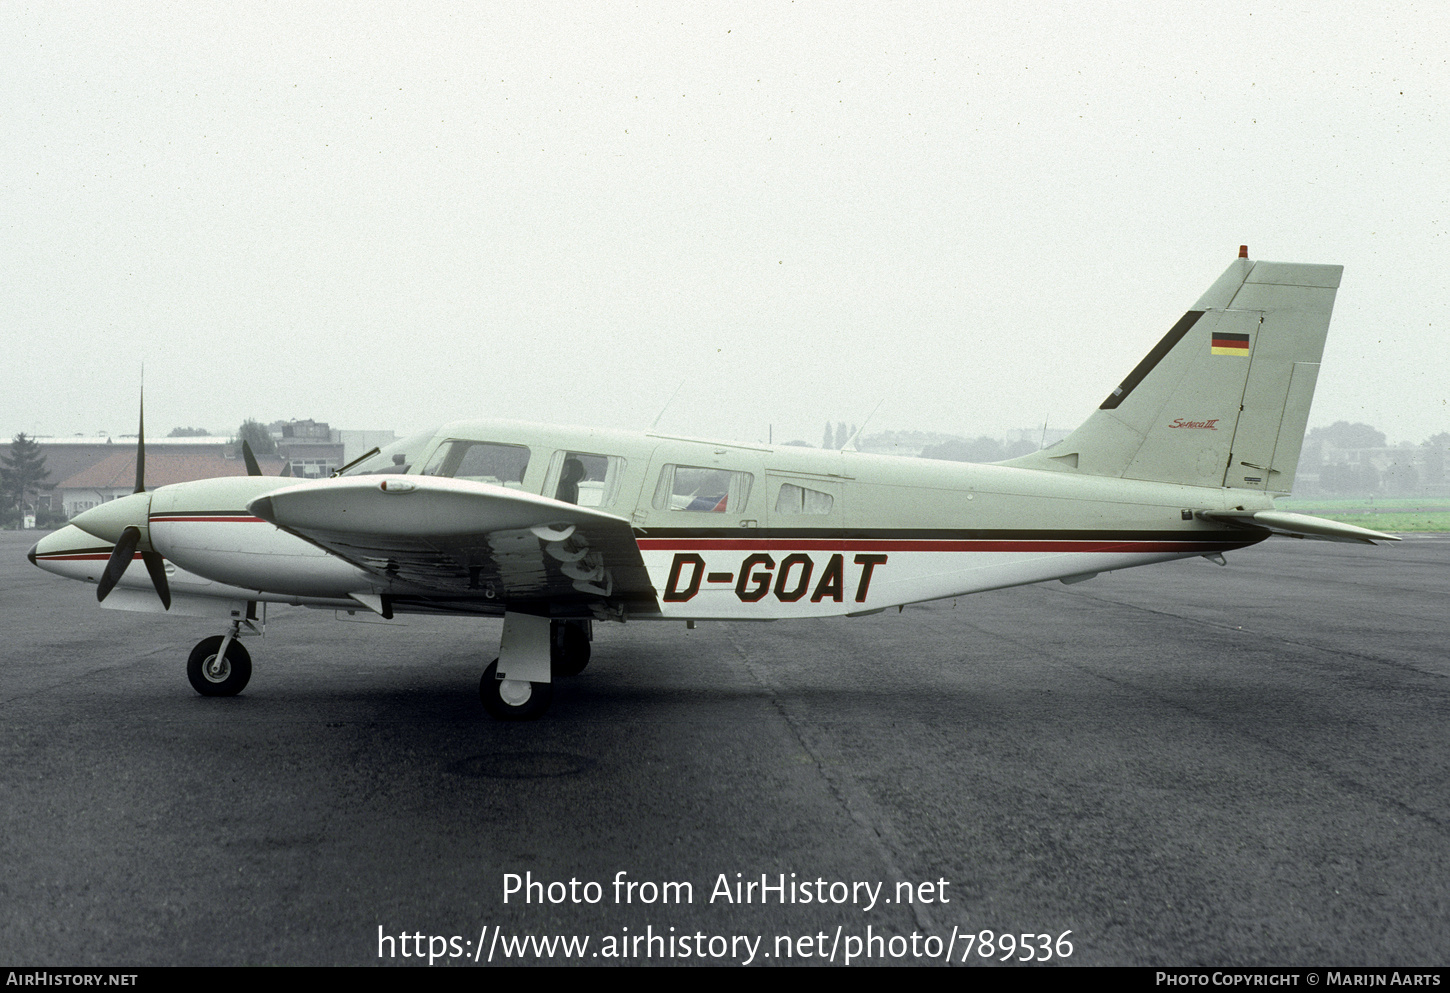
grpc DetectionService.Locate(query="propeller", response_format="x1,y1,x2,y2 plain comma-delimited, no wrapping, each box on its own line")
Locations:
96,525,140,601
139,548,172,609
81,386,172,609
241,439,263,476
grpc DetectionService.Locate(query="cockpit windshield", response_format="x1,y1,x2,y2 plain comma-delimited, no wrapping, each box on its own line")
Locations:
338,429,439,476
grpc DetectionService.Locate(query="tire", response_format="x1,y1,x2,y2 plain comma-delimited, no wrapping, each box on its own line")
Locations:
187,636,252,697
479,658,553,720
550,620,591,677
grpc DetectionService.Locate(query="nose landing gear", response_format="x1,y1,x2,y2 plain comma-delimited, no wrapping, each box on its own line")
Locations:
478,614,594,720
479,658,553,720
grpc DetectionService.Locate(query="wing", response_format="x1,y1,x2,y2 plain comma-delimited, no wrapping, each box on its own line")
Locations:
248,476,660,616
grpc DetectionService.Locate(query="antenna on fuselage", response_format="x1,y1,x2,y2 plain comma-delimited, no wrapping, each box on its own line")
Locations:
650,380,686,430
841,398,884,452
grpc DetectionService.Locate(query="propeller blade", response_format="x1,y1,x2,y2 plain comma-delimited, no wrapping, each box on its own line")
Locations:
134,390,146,494
140,550,172,610
96,526,141,602
242,440,263,477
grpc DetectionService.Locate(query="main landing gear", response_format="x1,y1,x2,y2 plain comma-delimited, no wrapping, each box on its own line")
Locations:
187,633,252,697
478,616,591,720
180,608,590,717
550,619,591,677
186,613,261,697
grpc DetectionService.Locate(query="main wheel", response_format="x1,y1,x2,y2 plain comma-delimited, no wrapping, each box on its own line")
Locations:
550,620,591,677
479,658,553,720
187,636,252,697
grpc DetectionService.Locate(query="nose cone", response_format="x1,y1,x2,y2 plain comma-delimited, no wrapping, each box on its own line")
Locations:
30,525,116,582
27,542,38,567
71,491,152,544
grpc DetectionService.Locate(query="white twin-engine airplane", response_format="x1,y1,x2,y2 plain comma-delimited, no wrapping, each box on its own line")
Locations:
31,251,1397,719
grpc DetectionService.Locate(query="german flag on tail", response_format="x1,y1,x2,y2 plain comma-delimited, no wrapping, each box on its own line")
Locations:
1211,331,1251,356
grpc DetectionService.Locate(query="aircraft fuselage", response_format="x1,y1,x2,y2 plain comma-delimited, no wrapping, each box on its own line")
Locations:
35,417,1272,621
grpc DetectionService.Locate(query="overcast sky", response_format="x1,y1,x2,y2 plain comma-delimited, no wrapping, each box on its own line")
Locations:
3,2,1445,448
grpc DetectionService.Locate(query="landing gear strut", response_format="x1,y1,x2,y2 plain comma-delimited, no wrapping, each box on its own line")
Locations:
550,619,591,677
187,634,252,696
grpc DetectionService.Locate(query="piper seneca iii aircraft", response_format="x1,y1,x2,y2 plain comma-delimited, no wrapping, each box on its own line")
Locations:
30,250,1397,719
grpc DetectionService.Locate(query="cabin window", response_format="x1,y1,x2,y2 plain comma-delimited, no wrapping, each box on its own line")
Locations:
421,441,531,488
652,465,753,513
549,452,626,507
775,483,834,515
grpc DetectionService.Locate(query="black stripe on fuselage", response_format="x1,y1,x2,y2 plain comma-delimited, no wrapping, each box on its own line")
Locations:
149,510,257,519
639,526,1259,542
1100,310,1205,410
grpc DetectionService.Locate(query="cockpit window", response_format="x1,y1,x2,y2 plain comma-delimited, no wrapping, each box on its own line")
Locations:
422,440,531,488
339,430,438,476
550,452,625,507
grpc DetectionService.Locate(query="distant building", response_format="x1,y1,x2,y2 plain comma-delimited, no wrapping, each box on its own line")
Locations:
1295,439,1449,497
3,424,403,519
268,419,345,478
41,439,287,517
269,418,336,443
340,430,401,467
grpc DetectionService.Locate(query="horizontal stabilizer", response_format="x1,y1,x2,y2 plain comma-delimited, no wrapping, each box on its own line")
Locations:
1197,509,1401,544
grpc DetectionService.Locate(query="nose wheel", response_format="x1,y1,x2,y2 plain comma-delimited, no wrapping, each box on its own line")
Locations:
480,658,553,720
186,635,252,697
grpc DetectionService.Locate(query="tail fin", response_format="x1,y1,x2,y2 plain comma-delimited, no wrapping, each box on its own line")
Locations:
1003,254,1343,493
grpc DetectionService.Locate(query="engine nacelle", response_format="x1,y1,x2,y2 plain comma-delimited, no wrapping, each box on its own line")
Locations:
148,477,371,598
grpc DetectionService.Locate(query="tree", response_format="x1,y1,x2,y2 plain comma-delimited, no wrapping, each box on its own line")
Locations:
1307,421,1386,450
822,422,834,449
168,427,211,437
1421,433,1450,487
2,433,50,515
1381,461,1419,495
236,419,276,455
1319,461,1379,495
